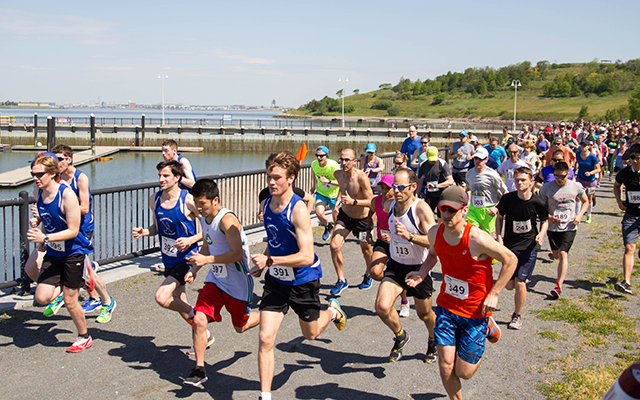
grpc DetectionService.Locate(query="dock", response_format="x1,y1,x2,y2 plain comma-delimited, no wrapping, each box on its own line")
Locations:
0,145,203,187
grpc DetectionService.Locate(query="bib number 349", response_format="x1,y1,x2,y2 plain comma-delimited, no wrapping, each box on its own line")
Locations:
444,275,469,300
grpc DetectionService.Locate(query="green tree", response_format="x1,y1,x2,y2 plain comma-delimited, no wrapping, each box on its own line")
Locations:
432,93,446,105
336,89,344,98
371,99,394,110
379,83,392,90
557,81,572,97
353,89,360,94
578,106,589,119
387,106,400,116
629,83,640,121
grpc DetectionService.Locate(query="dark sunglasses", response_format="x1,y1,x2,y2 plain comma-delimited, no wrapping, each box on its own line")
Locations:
552,159,564,162
316,154,327,158
57,156,70,161
392,184,411,191
554,174,568,179
421,141,429,145
31,171,47,178
438,205,460,214
394,161,403,165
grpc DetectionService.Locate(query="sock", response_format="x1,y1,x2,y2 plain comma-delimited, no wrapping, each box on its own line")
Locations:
260,392,271,400
188,308,195,318
102,297,111,306
395,329,405,341
80,332,90,339
587,202,593,215
329,306,337,321
428,336,435,346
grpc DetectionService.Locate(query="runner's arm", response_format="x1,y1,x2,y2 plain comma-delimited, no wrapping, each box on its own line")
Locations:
179,158,196,189
613,181,626,211
28,188,81,243
405,226,439,286
76,173,91,216
132,193,157,237
414,200,436,247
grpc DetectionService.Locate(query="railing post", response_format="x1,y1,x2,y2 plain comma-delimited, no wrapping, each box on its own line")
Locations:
367,128,371,137
198,125,203,134
444,146,450,163
352,128,356,137
240,126,245,135
46,116,55,151
304,127,309,136
261,126,266,135
90,114,96,155
135,125,140,146
178,125,182,134
325,128,330,137
141,114,146,146
33,113,38,146
18,190,32,295
387,128,392,138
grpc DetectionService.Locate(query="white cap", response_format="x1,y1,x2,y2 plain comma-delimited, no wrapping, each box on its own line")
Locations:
472,147,489,160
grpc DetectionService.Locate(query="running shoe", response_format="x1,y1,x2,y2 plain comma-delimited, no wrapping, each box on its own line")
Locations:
507,313,522,330
389,331,410,362
96,298,117,323
486,316,501,343
43,293,64,317
66,335,93,353
550,286,562,299
84,260,95,292
322,222,334,241
358,274,373,290
187,316,195,329
151,263,165,272
81,297,102,313
615,281,633,295
183,367,208,386
399,301,410,318
330,279,348,296
328,298,347,331
187,330,216,355
585,215,592,224
425,339,437,364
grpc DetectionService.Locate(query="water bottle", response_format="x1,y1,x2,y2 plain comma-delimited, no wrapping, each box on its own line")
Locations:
601,363,640,399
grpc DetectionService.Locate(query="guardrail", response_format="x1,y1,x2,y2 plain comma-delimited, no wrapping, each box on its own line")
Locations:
3,151,432,290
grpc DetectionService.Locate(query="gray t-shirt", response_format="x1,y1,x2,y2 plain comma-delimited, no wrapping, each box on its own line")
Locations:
497,159,531,192
539,180,586,232
466,167,507,208
451,142,474,172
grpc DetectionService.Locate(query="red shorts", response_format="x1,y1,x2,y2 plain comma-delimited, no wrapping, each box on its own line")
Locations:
194,282,251,327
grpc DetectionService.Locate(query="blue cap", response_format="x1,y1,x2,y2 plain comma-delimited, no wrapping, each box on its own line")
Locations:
459,130,468,136
316,146,329,155
365,143,377,153
29,151,59,163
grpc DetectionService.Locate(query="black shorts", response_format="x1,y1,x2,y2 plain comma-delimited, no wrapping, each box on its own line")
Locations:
373,239,390,256
452,172,467,186
37,253,85,290
384,258,433,300
424,195,440,213
547,230,577,253
259,274,321,322
336,208,369,237
164,262,190,285
511,249,538,281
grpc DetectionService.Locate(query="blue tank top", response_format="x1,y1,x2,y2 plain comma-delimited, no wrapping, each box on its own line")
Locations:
537,138,548,153
69,169,95,233
37,185,93,256
364,155,381,186
263,193,322,286
177,154,197,191
154,190,198,268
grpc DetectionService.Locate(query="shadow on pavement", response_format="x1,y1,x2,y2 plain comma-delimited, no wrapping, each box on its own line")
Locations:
0,309,75,349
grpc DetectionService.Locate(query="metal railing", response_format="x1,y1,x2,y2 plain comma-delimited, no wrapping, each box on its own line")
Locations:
1,153,413,289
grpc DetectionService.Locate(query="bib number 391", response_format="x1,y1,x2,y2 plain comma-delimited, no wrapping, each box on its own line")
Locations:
444,275,469,300
270,265,295,281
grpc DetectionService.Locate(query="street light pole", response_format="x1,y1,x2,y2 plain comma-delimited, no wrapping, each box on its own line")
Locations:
158,73,168,126
511,79,521,133
339,77,348,128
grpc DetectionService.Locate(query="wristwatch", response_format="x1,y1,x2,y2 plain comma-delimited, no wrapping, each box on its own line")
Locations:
409,233,415,242
266,256,274,267
353,199,358,206
43,235,49,245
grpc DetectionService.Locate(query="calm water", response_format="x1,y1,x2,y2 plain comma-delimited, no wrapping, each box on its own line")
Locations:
0,150,275,200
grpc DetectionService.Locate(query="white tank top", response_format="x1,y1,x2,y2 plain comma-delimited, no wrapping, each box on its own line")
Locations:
388,198,428,265
202,208,254,303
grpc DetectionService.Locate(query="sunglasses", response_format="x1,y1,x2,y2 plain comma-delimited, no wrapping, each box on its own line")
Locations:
438,205,460,214
392,184,411,191
552,159,564,162
31,171,47,178
316,154,327,158
630,154,640,160
394,161,403,165
554,174,568,179
421,141,429,145
57,156,70,161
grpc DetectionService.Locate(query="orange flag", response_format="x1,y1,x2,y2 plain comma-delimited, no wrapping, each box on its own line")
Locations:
295,143,308,163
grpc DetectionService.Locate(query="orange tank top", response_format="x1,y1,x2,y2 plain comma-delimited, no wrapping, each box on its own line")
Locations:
434,222,493,319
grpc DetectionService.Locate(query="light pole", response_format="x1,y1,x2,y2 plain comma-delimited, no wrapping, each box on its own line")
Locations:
158,73,168,126
511,79,521,132
339,77,348,128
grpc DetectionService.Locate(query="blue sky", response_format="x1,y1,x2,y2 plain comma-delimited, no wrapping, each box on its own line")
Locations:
1,0,638,108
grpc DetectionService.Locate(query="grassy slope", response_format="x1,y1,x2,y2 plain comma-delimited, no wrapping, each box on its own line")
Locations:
290,64,631,121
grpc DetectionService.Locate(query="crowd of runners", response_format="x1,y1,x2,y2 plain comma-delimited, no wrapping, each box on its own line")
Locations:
25,119,640,399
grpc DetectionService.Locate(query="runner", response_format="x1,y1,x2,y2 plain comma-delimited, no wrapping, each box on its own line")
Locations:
450,131,474,187
27,154,95,353
575,138,601,224
535,149,576,188
417,146,454,212
405,186,517,400
311,146,340,241
410,135,431,169
375,168,437,363
543,136,576,168
539,161,589,299
400,124,422,171
330,148,374,294
497,144,530,192
132,160,201,325
248,151,346,400
360,143,384,192
613,143,640,295
495,167,549,330
162,139,197,190
181,178,261,386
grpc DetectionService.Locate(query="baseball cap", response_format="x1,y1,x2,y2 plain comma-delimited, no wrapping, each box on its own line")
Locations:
472,147,489,160
438,186,469,210
315,146,329,155
560,121,566,127
459,130,468,137
553,137,563,144
469,135,478,142
29,151,59,163
427,147,439,162
379,174,394,188
365,143,377,153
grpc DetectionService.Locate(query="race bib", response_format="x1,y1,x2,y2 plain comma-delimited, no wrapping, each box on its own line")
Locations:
609,148,616,155
380,229,390,238
628,191,640,204
209,264,228,279
444,275,469,300
554,209,571,224
47,240,65,252
270,265,295,281
427,181,439,192
506,169,514,180
321,181,332,191
161,237,178,257
369,177,377,187
359,231,369,242
471,195,486,208
392,239,415,260
513,220,532,234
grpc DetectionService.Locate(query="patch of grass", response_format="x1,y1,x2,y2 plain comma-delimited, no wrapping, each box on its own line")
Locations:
537,330,565,342
583,337,606,347
538,357,625,400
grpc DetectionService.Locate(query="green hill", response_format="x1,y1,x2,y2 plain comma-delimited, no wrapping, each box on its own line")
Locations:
291,60,640,122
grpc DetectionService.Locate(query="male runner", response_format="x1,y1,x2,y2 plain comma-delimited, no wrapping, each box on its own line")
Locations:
311,146,340,241
162,139,197,189
181,179,260,386
613,143,640,294
27,155,95,353
539,161,589,299
406,186,517,400
132,160,201,325
248,151,346,400
400,125,422,171
330,148,374,294
450,131,474,187
375,168,437,363
497,144,530,192
495,167,548,330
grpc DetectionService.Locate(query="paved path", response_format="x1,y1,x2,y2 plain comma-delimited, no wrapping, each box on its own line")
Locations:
0,181,633,399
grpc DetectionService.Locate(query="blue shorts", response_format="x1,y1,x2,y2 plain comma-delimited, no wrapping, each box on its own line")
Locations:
434,306,488,365
511,249,538,281
315,193,337,210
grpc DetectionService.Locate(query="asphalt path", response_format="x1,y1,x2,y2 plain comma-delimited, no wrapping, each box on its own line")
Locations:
0,180,632,399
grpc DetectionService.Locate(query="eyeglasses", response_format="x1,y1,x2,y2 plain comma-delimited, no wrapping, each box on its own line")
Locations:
392,184,411,191
316,154,327,158
394,161,403,165
552,159,564,162
421,142,429,145
554,174,568,179
57,156,70,161
31,171,47,178
509,151,518,155
339,158,353,163
630,154,640,160
438,205,460,214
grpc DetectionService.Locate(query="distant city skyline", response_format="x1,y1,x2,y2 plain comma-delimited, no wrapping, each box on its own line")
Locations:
1,1,638,108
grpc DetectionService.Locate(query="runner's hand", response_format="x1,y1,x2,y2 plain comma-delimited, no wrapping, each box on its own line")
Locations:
616,199,627,211
381,232,390,243
366,230,373,244
482,291,499,316
395,221,410,240
30,217,40,228
319,176,330,184
249,254,267,277
405,271,423,287
27,228,45,243
184,271,195,285
186,252,208,268
174,237,192,252
132,227,146,238
487,206,498,217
